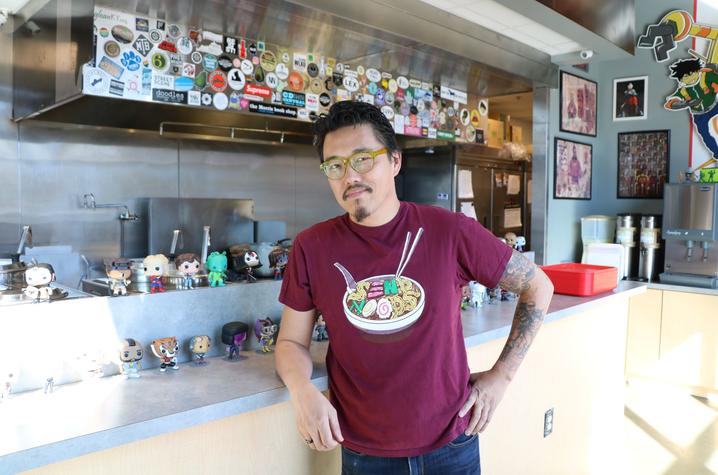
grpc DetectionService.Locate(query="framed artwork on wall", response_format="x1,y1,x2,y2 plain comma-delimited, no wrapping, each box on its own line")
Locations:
559,71,597,137
613,76,647,121
617,130,670,199
554,137,592,200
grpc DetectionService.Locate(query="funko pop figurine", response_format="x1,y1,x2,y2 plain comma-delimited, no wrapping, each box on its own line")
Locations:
233,249,262,282
119,338,143,378
189,335,211,365
468,281,487,308
514,236,526,252
206,251,228,287
504,232,518,249
105,258,132,296
143,254,168,294
23,263,55,301
175,253,201,289
0,369,17,402
151,337,179,371
44,377,54,394
254,317,278,353
222,322,249,360
313,314,329,341
488,286,502,305
268,248,289,280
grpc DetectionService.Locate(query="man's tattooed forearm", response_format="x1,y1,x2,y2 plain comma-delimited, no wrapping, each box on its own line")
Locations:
497,301,545,375
499,251,536,294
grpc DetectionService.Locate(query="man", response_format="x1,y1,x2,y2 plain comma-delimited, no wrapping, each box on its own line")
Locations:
275,101,554,474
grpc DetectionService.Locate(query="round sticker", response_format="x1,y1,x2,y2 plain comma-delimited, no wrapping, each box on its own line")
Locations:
260,51,277,72
209,70,227,92
384,91,395,105
227,68,246,90
240,59,254,75
218,55,233,72
343,76,359,92
99,27,109,38
479,99,488,116
356,65,365,76
387,79,398,93
103,41,120,57
84,68,107,94
366,68,381,83
335,63,345,74
447,107,455,117
367,82,378,95
232,58,241,68
460,108,470,126
381,105,395,120
288,71,305,92
191,51,202,64
149,30,162,43
275,63,289,80
281,51,290,63
201,93,212,105
176,37,193,55
266,72,279,89
319,92,331,107
168,24,181,38
417,100,426,112
309,78,323,94
439,111,446,125
307,63,319,78
151,51,169,71
111,25,133,44
213,92,228,110
397,76,409,89
465,125,476,142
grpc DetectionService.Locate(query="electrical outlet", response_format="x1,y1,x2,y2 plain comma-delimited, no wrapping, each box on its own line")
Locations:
543,408,554,437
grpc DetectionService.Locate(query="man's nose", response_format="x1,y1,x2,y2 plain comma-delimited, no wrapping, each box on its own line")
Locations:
344,164,362,183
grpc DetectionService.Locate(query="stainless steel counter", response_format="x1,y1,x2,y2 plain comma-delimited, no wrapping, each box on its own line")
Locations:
647,281,718,296
0,281,646,474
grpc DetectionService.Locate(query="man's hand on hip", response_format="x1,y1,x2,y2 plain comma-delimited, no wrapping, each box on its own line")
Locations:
291,381,344,451
458,368,510,435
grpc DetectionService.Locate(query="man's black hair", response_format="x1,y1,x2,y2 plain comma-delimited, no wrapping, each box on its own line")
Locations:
312,101,400,163
669,58,703,79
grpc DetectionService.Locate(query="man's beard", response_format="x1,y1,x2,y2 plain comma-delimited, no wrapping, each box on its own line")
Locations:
353,205,370,222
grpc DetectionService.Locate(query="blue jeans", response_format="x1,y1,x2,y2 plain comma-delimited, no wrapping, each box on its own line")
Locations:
693,109,718,159
341,433,480,475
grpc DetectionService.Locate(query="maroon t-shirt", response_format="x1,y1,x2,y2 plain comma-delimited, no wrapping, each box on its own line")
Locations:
278,201,512,457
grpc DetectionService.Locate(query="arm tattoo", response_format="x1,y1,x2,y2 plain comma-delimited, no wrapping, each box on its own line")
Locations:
498,251,536,294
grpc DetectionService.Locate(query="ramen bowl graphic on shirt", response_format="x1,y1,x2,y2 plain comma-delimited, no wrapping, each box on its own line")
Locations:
335,228,425,335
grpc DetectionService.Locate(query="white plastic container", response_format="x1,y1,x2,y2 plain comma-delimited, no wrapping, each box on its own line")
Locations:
581,215,617,245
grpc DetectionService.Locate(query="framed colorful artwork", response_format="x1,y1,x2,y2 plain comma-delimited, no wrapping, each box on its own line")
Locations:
613,76,647,121
617,130,670,199
554,137,592,200
560,71,597,137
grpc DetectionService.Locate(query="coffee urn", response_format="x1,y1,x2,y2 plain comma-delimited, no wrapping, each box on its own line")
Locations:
638,215,663,281
616,213,641,279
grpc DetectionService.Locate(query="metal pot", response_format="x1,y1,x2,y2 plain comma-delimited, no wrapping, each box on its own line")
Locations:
162,273,208,289
0,261,27,288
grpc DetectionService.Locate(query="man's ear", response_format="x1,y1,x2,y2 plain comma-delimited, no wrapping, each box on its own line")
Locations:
392,151,402,176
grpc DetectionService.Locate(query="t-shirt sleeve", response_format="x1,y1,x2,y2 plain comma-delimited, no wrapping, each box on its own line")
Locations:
278,233,315,312
455,212,513,288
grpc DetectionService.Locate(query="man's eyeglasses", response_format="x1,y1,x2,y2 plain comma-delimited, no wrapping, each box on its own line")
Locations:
319,148,389,180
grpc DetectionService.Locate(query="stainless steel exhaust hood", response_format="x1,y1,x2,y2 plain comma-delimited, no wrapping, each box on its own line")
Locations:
12,0,549,143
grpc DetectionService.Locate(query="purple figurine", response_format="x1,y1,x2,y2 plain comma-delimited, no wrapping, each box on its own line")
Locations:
222,322,249,360
254,317,278,353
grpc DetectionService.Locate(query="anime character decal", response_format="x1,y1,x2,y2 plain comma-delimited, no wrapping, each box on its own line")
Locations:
335,228,425,335
639,9,718,171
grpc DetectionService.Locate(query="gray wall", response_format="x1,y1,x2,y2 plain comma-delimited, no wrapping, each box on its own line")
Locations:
545,0,691,264
0,19,340,287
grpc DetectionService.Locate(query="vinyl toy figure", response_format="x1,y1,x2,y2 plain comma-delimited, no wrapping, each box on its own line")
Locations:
105,258,132,296
236,249,262,282
468,281,487,308
514,236,526,252
151,337,179,371
119,338,143,378
189,335,211,365
175,253,201,289
313,314,329,341
0,369,17,402
268,248,289,280
254,317,278,353
222,322,249,360
143,254,168,294
23,263,55,301
206,251,228,287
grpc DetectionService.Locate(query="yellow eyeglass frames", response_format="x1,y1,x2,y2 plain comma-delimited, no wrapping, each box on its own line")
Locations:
319,147,389,180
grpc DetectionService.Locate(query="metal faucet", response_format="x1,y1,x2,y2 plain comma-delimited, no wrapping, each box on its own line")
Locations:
170,229,183,260
16,225,32,255
200,226,211,265
83,193,139,221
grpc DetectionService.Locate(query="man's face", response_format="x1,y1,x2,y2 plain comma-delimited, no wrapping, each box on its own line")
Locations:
322,124,401,223
680,71,700,86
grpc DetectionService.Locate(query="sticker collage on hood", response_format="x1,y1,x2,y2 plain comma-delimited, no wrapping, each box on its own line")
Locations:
85,7,490,143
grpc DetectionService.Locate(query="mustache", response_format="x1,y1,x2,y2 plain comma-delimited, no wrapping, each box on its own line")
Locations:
343,184,372,200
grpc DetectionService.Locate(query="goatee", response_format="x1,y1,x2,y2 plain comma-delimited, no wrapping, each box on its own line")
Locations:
353,206,370,223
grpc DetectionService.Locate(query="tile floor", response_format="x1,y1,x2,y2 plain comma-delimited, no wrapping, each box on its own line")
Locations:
624,379,718,475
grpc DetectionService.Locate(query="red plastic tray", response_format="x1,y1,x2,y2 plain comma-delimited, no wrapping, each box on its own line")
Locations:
541,263,618,296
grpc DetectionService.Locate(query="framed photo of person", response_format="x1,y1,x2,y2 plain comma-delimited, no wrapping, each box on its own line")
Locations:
613,76,647,121
554,137,593,200
617,130,670,199
559,71,597,137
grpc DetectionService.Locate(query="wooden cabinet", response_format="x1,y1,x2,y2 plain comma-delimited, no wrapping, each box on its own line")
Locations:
626,288,718,395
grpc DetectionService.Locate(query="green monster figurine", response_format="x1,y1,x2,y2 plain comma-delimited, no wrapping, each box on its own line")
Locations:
206,251,228,287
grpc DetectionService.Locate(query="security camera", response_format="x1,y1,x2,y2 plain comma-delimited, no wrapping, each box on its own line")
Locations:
579,49,594,60
24,20,41,36
0,9,8,28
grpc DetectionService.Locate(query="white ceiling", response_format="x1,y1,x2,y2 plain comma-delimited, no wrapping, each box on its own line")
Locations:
0,0,31,14
419,0,583,56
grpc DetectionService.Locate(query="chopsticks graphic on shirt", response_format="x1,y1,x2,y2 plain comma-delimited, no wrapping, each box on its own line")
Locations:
333,227,424,292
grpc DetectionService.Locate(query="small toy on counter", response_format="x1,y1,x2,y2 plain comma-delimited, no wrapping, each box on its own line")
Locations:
175,253,201,289
232,248,262,282
119,338,143,378
254,317,278,353
105,258,132,296
514,236,526,252
488,286,502,305
0,368,17,402
222,322,249,360
143,254,168,294
504,232,517,249
468,281,487,308
189,335,211,365
44,377,54,394
268,248,289,280
206,251,228,287
313,314,328,341
151,337,179,371
23,263,56,301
